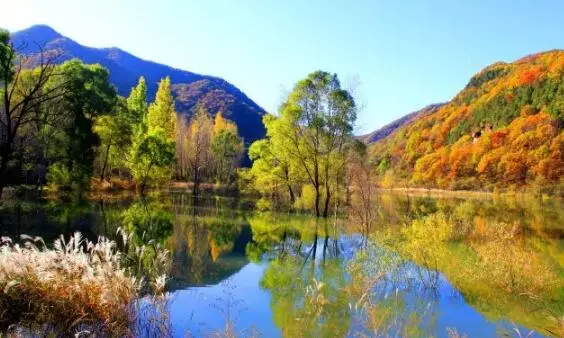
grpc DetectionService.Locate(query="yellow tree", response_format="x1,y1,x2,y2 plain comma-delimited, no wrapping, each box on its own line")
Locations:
211,111,244,185
178,108,214,195
213,111,236,134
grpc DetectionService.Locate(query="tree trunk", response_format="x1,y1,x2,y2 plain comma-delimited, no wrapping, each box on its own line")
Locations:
287,184,295,205
0,147,11,200
193,165,200,197
139,162,153,196
323,180,331,218
38,148,47,192
100,143,111,181
314,185,320,218
314,165,320,218
139,179,147,195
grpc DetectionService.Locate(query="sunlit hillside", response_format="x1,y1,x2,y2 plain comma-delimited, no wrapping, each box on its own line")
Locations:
370,50,564,191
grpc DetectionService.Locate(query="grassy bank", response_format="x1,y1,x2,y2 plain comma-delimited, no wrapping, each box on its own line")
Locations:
0,232,167,336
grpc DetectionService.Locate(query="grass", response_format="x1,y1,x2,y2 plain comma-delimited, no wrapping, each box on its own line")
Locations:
0,232,162,336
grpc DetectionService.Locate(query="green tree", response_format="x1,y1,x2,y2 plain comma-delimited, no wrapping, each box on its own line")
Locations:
248,115,299,209
46,60,116,197
212,127,243,185
147,77,176,141
94,97,133,181
257,71,356,217
131,129,175,194
126,76,148,129
127,77,177,194
0,29,13,83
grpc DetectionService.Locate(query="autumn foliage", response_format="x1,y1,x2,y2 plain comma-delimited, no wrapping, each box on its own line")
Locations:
370,50,564,192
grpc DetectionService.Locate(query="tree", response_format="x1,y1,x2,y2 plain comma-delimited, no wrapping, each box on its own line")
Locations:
131,129,175,194
94,97,132,181
127,77,178,194
126,76,148,130
178,108,214,195
45,60,116,197
249,115,298,209
211,117,243,185
275,71,356,217
0,30,66,197
347,141,374,230
147,77,176,141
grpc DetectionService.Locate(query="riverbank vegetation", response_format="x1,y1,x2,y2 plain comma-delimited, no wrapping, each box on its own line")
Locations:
0,232,169,336
2,29,564,209
370,196,564,337
0,30,244,200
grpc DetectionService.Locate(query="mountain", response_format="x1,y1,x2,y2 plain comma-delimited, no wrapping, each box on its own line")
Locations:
361,103,444,144
369,50,564,191
10,25,266,149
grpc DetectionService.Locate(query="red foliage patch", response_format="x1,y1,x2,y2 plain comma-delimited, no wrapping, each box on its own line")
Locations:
492,131,507,148
519,68,542,85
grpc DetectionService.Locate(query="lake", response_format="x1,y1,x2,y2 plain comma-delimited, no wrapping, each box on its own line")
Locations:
1,192,563,337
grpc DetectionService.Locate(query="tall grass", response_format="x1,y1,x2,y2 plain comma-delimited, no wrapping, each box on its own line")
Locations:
0,232,167,336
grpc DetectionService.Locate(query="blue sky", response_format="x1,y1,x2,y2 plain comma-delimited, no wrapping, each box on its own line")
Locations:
3,0,564,133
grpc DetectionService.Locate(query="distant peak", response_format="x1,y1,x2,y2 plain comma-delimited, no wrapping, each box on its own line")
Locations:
13,24,63,42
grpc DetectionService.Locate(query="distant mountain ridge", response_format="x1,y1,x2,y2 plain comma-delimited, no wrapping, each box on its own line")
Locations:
361,103,444,144
10,25,266,148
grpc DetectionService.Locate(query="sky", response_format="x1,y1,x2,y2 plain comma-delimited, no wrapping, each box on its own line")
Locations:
3,0,564,134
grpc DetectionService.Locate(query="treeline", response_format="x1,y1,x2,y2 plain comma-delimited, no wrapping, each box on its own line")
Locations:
0,30,243,199
98,77,243,195
241,71,371,220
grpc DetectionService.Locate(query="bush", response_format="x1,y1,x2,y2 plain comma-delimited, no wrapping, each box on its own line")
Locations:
255,197,273,211
449,177,482,191
46,163,73,192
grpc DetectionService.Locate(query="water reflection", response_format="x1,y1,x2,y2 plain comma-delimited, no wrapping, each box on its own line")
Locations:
372,194,564,337
169,203,251,288
0,193,562,337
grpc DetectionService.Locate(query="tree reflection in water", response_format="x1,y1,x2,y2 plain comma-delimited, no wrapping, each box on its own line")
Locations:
0,193,562,336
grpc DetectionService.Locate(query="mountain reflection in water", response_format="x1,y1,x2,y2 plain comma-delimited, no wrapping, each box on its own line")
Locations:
0,193,562,337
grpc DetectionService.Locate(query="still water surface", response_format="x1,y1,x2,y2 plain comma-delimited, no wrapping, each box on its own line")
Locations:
1,193,563,337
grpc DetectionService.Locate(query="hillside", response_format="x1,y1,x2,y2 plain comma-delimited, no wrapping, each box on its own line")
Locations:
10,25,266,148
370,50,564,191
361,103,444,144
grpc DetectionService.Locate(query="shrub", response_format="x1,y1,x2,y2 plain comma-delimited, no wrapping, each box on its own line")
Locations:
0,233,140,335
255,197,273,211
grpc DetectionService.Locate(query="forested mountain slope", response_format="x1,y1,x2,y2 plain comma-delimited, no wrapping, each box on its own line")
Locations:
11,25,266,146
370,50,564,191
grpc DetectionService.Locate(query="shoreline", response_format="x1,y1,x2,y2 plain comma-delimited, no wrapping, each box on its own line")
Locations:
374,187,562,200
